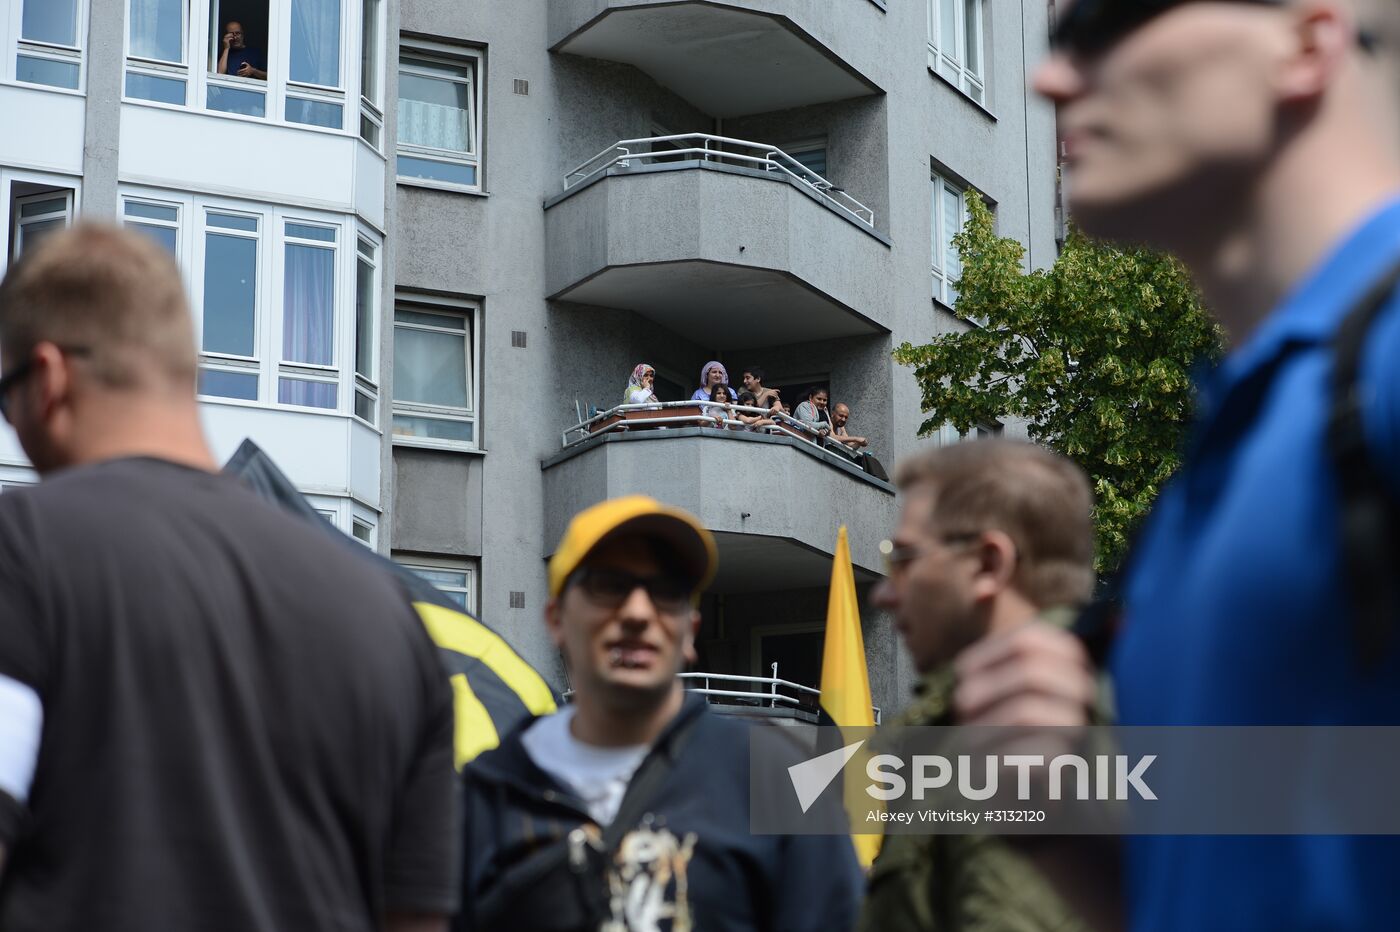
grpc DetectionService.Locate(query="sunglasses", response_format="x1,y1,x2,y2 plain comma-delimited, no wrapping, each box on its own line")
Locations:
567,566,695,615
0,345,92,424
1051,0,1377,58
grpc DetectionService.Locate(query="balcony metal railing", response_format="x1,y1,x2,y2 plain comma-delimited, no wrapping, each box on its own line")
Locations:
562,400,876,475
565,665,881,724
562,133,876,228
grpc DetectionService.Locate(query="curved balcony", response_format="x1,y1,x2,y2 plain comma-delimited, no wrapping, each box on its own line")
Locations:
549,0,885,118
544,135,893,348
541,402,896,591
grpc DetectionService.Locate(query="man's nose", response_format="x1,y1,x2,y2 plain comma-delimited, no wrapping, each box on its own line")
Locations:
1031,52,1085,104
617,585,660,623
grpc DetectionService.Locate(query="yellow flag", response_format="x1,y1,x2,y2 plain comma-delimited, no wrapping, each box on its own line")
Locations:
819,525,883,868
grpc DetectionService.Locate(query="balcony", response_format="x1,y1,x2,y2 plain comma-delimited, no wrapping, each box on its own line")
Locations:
544,135,893,348
549,0,885,118
541,402,896,590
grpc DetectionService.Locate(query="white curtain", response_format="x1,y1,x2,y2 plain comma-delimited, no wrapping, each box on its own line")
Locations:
290,0,341,86
398,99,470,153
283,244,335,366
130,0,182,62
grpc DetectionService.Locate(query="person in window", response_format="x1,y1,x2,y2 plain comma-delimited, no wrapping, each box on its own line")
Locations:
218,21,267,80
689,361,734,402
793,386,831,438
623,363,659,406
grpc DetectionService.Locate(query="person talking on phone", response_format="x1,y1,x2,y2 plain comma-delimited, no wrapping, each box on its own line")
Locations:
217,20,266,80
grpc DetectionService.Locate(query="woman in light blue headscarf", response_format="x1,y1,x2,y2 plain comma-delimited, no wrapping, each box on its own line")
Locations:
690,361,733,401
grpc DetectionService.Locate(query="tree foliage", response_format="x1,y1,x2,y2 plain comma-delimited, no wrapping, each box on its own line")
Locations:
894,195,1223,572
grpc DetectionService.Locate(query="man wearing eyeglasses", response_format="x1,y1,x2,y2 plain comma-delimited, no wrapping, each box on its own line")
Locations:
0,227,459,932
951,2,1400,930
453,495,863,931
860,439,1098,932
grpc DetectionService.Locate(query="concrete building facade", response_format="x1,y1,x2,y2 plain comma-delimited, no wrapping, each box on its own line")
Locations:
0,0,1057,717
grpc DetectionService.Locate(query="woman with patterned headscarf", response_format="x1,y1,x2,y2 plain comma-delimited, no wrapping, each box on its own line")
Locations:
690,361,733,401
624,363,659,405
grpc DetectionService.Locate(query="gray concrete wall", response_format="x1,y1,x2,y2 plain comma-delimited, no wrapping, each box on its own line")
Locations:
81,0,124,217
391,448,484,556
541,429,896,576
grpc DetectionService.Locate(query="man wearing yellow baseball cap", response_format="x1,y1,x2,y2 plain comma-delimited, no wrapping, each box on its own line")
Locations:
452,495,862,932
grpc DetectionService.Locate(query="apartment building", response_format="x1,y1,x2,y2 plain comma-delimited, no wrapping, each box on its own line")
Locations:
0,0,1057,716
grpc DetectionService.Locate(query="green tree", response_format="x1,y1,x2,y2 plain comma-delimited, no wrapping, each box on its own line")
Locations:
895,195,1223,572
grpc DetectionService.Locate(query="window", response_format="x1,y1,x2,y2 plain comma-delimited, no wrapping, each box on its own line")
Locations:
781,139,829,179
122,190,361,411
936,421,1002,445
353,237,378,425
123,198,181,254
205,0,270,117
927,0,985,104
397,45,482,190
285,0,346,129
126,0,189,104
358,0,382,146
279,221,338,409
930,169,967,307
9,189,74,260
351,516,373,546
392,295,477,448
17,0,84,90
397,558,476,613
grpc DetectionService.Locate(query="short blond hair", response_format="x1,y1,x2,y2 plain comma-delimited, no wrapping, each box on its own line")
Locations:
0,224,196,389
895,439,1096,608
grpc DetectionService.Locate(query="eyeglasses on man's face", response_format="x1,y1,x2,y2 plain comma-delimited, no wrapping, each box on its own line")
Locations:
567,565,695,615
878,533,981,576
0,345,93,424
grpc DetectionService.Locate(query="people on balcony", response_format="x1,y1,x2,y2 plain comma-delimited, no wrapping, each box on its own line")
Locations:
830,403,868,451
689,361,735,402
703,385,736,428
793,386,832,438
623,363,660,406
735,391,777,430
740,366,782,412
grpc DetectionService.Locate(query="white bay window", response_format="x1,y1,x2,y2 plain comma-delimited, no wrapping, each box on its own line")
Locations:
16,0,85,90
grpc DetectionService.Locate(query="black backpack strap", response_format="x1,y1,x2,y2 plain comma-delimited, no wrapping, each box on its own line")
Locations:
1328,256,1400,670
599,706,702,851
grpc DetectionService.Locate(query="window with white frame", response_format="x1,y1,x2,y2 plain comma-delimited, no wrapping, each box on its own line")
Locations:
126,0,189,105
120,189,376,415
358,0,382,146
936,421,1002,445
9,189,74,261
397,556,476,613
123,198,181,255
16,0,85,90
392,294,478,448
931,168,968,307
121,0,383,138
397,44,482,190
352,236,378,425
927,0,985,104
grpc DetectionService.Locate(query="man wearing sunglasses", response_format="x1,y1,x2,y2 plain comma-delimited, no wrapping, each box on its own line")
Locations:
453,495,863,931
952,1,1400,930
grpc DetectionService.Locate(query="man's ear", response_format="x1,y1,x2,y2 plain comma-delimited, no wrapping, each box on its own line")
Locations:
544,596,566,651
1275,0,1354,104
682,609,702,666
968,529,1018,602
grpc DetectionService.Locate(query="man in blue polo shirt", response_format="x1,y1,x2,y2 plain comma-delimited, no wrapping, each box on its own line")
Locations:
948,0,1400,929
